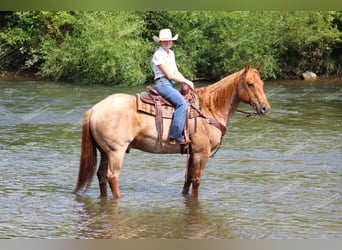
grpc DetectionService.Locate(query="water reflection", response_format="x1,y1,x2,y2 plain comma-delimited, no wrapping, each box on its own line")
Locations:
75,195,235,239
180,197,234,239
1,80,341,239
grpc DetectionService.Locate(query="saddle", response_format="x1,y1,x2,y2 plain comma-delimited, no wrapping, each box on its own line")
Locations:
140,86,173,107
136,85,198,146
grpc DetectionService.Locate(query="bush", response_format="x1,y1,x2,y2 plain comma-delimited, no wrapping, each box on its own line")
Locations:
0,11,55,72
40,11,149,85
1,11,341,84
275,11,342,78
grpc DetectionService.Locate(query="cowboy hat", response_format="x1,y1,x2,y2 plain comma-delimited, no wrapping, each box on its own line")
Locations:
153,29,178,43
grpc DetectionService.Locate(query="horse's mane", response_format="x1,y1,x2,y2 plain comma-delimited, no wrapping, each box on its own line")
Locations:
197,69,244,110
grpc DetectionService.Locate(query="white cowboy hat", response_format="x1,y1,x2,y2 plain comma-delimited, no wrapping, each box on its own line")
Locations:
153,29,178,43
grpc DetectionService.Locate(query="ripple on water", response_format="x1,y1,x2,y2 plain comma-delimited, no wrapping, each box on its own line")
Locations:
0,81,341,239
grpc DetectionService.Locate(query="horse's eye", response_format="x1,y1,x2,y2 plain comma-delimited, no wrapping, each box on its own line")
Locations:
247,83,255,88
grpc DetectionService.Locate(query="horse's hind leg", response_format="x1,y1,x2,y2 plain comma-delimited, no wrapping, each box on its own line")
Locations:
97,151,108,198
106,149,126,199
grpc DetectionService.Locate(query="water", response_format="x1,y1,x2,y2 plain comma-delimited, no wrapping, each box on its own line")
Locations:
0,80,341,239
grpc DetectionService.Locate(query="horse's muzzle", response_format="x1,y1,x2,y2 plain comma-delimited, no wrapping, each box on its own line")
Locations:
256,103,270,115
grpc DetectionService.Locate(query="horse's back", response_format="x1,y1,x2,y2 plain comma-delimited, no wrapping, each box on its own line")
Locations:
89,93,138,149
93,93,134,109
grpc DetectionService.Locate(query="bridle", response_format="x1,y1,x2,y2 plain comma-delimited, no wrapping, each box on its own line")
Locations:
237,70,258,117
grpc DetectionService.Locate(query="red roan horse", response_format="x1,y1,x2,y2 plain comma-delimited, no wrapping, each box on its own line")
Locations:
73,63,270,198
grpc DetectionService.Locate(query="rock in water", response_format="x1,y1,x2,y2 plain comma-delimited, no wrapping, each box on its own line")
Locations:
302,71,317,81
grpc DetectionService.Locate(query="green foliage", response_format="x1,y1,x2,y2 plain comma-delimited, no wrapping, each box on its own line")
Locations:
274,11,342,77
0,11,341,84
195,11,282,79
0,11,75,72
40,11,148,85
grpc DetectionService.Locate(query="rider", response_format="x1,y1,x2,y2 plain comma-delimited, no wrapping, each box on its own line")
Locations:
151,28,194,145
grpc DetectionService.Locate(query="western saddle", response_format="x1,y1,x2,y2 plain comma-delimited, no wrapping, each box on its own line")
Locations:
136,84,226,148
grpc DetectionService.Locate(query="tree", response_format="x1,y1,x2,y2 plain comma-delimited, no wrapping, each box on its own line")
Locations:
1,11,341,84
40,11,149,85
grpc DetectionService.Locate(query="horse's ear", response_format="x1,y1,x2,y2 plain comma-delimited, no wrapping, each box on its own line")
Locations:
256,63,262,71
245,62,251,72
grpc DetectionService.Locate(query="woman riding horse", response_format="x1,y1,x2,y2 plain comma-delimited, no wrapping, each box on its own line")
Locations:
151,28,194,144
73,62,270,199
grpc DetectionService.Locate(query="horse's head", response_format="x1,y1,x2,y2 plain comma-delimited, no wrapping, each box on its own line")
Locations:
238,62,271,115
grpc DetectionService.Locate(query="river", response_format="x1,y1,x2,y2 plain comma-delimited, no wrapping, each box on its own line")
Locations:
0,79,341,239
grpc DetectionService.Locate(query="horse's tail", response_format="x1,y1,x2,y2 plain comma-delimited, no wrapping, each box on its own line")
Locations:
73,108,97,194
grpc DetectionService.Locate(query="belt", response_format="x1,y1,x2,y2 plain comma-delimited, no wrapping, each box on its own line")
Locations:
155,76,167,81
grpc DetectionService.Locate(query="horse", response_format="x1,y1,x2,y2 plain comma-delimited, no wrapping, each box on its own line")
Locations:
73,62,270,199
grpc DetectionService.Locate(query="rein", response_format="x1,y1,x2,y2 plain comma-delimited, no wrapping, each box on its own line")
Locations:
237,109,257,117
189,102,226,158
190,102,227,136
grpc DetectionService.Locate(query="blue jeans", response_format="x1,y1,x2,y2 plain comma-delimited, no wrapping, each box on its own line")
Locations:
155,78,187,141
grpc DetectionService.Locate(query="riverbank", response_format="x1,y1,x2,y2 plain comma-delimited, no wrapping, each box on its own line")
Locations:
1,70,341,83
0,71,41,81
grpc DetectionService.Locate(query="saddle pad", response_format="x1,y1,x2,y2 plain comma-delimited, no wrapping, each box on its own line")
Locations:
136,94,174,119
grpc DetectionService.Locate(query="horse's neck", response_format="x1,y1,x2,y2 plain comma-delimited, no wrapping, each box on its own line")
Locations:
201,73,242,124
225,87,240,122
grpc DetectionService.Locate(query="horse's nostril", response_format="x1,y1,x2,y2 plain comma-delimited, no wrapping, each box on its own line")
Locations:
263,105,270,114
259,104,269,114
262,106,266,113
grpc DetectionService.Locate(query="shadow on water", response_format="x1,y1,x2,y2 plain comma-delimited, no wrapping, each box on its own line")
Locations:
74,195,235,239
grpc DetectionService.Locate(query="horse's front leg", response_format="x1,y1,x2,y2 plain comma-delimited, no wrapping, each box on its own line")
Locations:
190,152,210,198
182,176,192,195
182,155,193,195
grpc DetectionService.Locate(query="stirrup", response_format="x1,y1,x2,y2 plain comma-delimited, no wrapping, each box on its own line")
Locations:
168,138,190,145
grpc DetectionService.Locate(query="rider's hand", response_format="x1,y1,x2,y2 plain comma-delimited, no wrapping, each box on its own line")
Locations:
184,79,194,90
